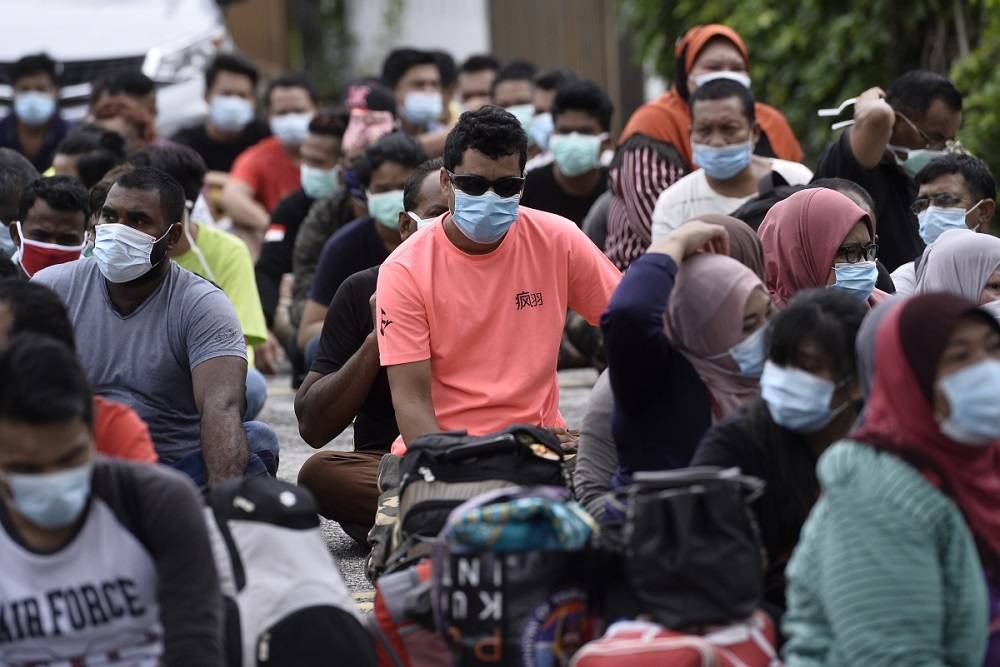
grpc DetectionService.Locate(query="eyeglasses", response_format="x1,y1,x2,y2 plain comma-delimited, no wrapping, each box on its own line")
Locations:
910,192,968,214
834,243,878,264
447,171,525,198
895,111,957,152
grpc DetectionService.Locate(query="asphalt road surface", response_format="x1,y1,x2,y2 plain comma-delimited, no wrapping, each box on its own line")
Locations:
262,368,598,612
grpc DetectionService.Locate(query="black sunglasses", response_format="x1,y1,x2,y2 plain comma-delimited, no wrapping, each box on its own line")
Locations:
448,171,525,198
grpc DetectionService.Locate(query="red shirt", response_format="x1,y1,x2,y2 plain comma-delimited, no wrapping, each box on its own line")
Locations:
94,396,157,463
229,136,301,213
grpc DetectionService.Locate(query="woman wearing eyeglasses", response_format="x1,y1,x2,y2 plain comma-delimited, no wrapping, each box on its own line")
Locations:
782,293,1000,666
758,188,891,309
915,228,1000,307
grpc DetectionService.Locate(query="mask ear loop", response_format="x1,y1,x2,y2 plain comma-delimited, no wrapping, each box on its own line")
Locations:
827,374,857,419
966,199,985,232
180,213,218,285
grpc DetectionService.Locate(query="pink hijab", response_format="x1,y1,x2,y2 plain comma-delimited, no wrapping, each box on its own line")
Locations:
664,253,766,420
757,188,888,308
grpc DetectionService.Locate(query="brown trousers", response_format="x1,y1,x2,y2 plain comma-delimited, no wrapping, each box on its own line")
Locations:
298,449,385,544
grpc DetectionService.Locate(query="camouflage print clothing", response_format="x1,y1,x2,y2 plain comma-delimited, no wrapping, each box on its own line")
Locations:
366,453,402,582
290,189,357,328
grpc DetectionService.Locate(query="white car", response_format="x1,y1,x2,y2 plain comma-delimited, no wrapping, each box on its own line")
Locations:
0,0,233,135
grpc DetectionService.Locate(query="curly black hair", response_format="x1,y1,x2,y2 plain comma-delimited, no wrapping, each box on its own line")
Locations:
443,106,527,173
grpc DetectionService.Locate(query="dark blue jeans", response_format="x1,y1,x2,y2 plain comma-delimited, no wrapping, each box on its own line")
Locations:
167,421,279,488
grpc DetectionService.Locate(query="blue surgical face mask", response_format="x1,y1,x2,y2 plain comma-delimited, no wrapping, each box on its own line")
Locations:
270,112,313,146
549,132,606,177
402,91,443,126
937,359,1000,445
889,145,948,178
14,91,56,127
300,164,342,200
692,140,753,180
760,361,850,433
209,94,255,133
917,201,981,245
367,189,405,230
529,112,554,149
3,462,93,529
728,324,768,378
451,187,521,244
831,261,877,300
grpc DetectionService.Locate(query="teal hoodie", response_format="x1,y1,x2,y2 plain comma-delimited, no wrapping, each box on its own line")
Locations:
783,440,988,667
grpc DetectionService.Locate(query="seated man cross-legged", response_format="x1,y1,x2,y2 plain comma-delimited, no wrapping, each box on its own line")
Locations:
34,167,278,487
296,157,448,544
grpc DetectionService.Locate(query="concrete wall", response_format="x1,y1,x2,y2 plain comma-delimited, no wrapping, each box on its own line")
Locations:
347,0,490,77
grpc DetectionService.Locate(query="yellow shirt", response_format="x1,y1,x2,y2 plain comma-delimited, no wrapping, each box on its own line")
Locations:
174,224,268,364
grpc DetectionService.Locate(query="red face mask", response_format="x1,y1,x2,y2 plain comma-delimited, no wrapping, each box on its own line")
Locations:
15,222,85,278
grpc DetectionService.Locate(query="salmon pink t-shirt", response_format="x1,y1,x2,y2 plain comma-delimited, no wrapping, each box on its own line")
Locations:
376,206,621,444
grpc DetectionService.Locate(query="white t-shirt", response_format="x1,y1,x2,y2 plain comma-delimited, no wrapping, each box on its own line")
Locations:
651,159,814,241
0,459,221,665
891,261,917,295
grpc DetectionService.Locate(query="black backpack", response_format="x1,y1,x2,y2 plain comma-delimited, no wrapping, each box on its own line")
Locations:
730,172,806,231
386,424,568,572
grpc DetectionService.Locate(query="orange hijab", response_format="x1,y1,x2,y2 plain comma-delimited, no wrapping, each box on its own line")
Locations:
619,24,802,167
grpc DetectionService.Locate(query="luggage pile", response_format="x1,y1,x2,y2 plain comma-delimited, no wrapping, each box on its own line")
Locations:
363,425,781,667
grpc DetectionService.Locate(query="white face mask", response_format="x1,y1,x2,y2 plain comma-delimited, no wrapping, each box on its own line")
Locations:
407,211,436,230
92,223,175,284
693,71,752,89
270,112,313,146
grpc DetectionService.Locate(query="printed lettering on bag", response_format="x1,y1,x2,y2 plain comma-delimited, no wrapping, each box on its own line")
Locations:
442,553,507,662
515,291,544,310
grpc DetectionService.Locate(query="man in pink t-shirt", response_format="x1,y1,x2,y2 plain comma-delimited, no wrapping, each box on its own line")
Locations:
376,106,621,448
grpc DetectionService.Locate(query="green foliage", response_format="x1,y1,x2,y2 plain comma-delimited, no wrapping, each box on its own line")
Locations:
290,0,354,102
623,0,984,167
951,0,1000,184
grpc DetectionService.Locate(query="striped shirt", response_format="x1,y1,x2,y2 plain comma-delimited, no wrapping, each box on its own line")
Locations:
605,142,686,271
783,440,988,667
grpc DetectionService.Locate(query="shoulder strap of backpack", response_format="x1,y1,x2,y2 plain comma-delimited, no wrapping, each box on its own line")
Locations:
206,484,248,592
366,613,406,667
757,170,790,198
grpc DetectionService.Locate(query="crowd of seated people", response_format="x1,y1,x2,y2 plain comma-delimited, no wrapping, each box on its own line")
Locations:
0,21,997,665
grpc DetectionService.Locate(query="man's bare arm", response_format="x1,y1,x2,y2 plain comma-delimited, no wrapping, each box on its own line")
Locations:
193,356,249,484
295,332,382,448
387,360,440,445
220,179,270,232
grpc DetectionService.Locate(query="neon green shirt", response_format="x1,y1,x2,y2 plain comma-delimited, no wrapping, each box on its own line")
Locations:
174,224,268,364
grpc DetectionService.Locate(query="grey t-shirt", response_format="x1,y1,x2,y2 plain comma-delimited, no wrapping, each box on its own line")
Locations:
35,258,246,462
